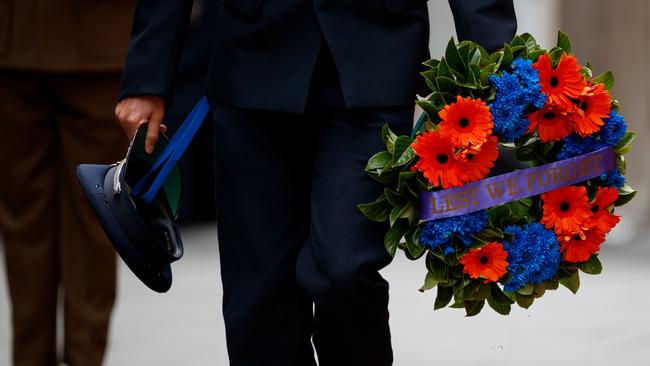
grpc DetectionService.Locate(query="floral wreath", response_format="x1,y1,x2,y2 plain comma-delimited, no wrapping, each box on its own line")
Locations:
358,31,636,316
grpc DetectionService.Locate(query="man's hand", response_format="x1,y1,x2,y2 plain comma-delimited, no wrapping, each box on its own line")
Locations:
115,95,167,154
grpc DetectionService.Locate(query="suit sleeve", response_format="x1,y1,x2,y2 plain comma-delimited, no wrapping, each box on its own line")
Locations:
119,0,194,106
447,0,517,52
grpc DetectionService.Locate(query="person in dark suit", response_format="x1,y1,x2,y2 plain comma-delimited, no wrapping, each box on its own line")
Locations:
115,1,517,365
0,1,133,365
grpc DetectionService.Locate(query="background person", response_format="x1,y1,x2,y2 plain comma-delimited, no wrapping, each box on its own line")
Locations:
0,1,132,365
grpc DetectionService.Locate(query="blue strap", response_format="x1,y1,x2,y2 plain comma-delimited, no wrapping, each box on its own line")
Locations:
131,98,202,195
131,96,211,204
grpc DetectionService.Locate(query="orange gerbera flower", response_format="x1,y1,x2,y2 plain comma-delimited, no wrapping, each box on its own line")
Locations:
527,103,574,142
457,136,499,183
439,96,493,147
541,185,591,237
534,53,586,110
459,242,509,282
587,187,620,233
572,83,611,137
411,131,466,189
560,229,606,263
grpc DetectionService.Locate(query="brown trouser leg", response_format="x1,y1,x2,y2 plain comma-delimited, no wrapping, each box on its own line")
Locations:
0,71,127,366
0,72,59,366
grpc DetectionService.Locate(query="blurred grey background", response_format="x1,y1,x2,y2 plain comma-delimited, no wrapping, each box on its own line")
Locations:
1,0,649,365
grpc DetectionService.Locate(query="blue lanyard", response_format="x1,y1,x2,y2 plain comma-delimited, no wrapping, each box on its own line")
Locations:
131,96,211,204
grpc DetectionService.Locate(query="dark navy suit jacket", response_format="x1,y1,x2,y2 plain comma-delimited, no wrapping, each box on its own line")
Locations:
120,0,517,113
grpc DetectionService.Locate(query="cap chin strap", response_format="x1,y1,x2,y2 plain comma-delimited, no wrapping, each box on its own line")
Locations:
130,96,211,204
113,159,127,195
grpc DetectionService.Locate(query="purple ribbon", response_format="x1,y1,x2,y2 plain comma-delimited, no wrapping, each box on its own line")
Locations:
419,147,617,221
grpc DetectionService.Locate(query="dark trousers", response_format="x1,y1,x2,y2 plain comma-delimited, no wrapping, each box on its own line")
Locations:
0,71,126,366
212,45,413,366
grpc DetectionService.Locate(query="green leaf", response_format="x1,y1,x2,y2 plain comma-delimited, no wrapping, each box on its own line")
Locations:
516,139,540,161
384,220,409,257
592,71,614,90
389,202,406,226
365,151,391,171
496,44,513,71
516,283,534,296
488,205,511,227
508,198,533,221
521,33,539,53
528,49,546,62
556,30,572,53
389,201,416,226
514,293,535,309
427,252,450,286
434,285,454,310
614,131,636,151
415,99,439,126
510,35,525,48
423,58,440,68
544,279,559,290
579,254,603,275
419,272,438,292
615,184,637,206
469,47,482,65
487,297,511,315
615,154,626,175
615,144,632,155
397,171,417,194
444,37,466,73
437,58,454,79
384,132,398,156
366,168,400,184
490,283,515,305
393,136,415,166
392,135,411,160
464,299,485,317
357,195,390,222
457,41,471,59
474,227,504,242
450,264,463,278
421,69,438,92
435,76,459,94
405,226,425,260
459,70,478,89
559,271,580,294
479,62,497,82
380,123,397,145
467,282,491,301
384,188,407,206
548,47,564,67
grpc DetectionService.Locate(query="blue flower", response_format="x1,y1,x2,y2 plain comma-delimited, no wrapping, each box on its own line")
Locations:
599,110,627,146
503,223,561,292
555,134,607,160
488,74,529,142
419,210,488,254
511,58,547,109
600,170,625,188
488,58,547,142
555,110,628,160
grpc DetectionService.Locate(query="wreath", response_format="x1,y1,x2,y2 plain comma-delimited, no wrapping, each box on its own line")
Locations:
358,31,636,316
